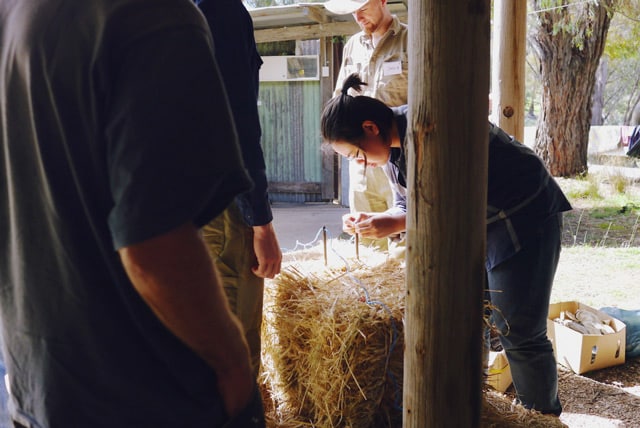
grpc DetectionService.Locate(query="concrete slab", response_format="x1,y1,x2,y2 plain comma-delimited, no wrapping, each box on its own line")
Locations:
271,202,350,253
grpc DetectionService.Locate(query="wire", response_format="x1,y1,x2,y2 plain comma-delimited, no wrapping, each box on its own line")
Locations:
528,0,597,15
280,226,327,253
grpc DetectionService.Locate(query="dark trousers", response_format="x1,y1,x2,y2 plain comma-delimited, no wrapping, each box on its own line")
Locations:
487,214,563,416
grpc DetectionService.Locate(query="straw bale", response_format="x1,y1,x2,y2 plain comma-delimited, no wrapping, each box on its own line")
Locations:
482,389,567,428
261,240,567,428
262,241,404,427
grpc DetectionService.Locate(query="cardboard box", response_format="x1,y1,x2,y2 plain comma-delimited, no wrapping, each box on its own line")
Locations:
486,350,512,392
547,301,626,374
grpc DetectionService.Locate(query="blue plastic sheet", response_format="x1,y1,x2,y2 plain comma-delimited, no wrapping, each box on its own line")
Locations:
599,307,640,359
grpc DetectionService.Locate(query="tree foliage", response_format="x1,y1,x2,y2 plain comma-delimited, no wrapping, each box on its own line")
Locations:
601,2,640,124
525,2,639,127
529,0,618,176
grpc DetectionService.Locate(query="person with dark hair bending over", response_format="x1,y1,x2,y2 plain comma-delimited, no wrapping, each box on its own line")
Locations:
321,74,571,416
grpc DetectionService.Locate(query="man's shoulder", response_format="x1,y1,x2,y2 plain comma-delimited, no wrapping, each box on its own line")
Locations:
390,16,408,34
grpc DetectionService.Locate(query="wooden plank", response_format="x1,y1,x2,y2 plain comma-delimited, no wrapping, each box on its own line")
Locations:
251,3,407,43
255,21,360,43
268,181,321,194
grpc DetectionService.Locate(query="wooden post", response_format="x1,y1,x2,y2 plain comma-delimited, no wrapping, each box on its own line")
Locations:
404,1,489,427
490,0,526,141
320,36,337,200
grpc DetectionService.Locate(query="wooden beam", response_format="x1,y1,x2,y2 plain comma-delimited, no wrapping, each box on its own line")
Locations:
490,0,526,140
404,0,488,426
301,5,329,24
250,3,407,43
254,21,360,43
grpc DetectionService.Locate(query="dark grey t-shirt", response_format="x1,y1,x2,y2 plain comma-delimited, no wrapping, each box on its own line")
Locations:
0,0,251,426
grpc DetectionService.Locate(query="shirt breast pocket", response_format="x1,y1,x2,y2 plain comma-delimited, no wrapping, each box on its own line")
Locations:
377,53,409,105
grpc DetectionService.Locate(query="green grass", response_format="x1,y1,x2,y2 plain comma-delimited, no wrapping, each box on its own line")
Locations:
591,207,626,218
558,173,640,248
552,246,640,308
597,222,625,231
564,180,601,200
560,172,640,207
609,172,628,194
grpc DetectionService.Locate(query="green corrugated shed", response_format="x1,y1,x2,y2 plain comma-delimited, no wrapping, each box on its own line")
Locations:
258,80,324,203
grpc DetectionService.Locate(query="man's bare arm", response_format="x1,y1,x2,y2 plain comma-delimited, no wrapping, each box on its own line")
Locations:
118,222,253,417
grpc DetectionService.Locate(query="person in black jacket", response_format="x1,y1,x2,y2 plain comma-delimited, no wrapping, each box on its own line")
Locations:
321,73,570,416
195,0,282,378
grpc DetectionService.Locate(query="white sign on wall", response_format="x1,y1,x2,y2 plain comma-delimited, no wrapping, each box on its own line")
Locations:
259,55,319,82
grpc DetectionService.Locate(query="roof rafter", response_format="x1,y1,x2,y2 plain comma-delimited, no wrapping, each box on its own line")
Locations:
249,1,407,43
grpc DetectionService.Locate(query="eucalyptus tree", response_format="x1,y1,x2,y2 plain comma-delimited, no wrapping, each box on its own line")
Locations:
529,0,618,176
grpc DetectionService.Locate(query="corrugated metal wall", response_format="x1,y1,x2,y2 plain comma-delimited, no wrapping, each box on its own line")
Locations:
258,80,324,203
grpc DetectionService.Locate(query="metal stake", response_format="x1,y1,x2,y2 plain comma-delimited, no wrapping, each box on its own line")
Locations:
322,226,328,266
355,233,360,260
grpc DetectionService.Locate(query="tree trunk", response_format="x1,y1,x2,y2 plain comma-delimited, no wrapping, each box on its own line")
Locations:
591,57,607,126
529,0,616,176
404,1,488,427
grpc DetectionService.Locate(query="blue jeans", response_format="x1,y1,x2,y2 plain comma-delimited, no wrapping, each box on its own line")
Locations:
487,214,563,416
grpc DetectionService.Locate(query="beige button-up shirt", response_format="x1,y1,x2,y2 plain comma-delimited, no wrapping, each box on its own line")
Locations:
334,15,408,107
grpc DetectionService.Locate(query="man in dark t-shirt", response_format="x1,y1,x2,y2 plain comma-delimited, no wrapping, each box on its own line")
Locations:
0,0,263,426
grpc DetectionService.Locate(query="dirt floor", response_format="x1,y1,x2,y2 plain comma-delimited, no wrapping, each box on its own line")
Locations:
542,173,640,427
553,359,640,427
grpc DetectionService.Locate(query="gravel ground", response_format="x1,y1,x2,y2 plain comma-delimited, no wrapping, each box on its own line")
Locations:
536,172,640,427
